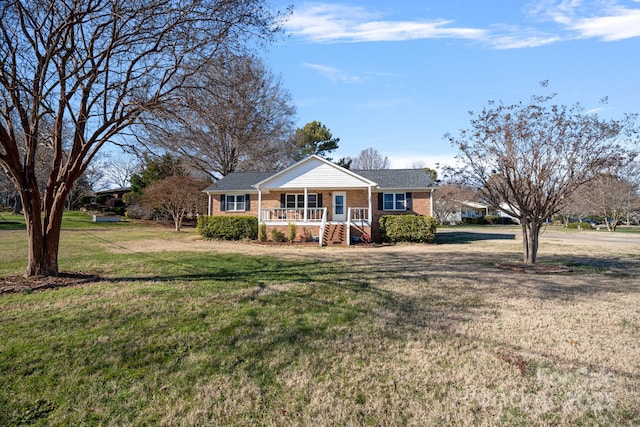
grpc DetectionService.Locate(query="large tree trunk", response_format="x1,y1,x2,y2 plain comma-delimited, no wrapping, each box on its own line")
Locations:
21,187,65,277
521,219,541,264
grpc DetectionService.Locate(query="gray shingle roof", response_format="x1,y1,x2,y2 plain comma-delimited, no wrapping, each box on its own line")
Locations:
203,168,436,192
355,169,436,189
203,171,272,192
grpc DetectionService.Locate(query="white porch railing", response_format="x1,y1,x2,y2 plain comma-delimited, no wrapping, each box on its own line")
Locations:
347,207,370,246
318,207,328,247
350,207,369,222
260,208,325,223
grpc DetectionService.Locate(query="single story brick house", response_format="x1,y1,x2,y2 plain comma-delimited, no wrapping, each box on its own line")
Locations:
203,155,437,245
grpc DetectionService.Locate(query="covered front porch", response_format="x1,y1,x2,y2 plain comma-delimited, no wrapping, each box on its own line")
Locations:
258,206,372,246
251,155,378,245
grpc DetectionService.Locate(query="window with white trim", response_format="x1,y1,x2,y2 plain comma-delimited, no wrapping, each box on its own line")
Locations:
286,193,318,208
383,193,406,211
226,194,246,211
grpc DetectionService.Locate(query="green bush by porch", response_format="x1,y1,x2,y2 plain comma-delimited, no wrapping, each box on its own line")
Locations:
197,215,258,240
379,215,437,243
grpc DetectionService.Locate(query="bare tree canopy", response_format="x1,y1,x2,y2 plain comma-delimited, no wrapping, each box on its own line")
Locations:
0,0,287,276
573,174,639,231
432,184,477,225
100,155,140,190
141,175,209,232
447,90,639,264
351,147,391,170
140,54,296,178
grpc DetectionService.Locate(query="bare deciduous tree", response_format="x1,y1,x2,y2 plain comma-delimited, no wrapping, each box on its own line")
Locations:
447,91,638,264
66,163,104,210
141,176,209,232
351,147,391,170
140,54,295,178
555,192,591,226
432,184,477,225
100,155,140,190
0,0,286,276
573,174,639,231
617,158,640,225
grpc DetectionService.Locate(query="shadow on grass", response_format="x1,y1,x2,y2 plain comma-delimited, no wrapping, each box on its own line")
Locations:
436,230,516,244
0,221,25,230
3,240,640,425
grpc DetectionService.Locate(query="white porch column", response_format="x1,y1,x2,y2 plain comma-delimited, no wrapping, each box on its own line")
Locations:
257,188,263,223
368,186,372,223
303,187,308,222
208,193,212,216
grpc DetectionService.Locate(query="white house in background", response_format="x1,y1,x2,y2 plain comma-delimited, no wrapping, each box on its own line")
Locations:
447,201,520,224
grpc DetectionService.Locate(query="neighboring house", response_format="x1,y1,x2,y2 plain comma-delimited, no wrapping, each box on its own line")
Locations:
490,203,520,224
446,201,519,224
95,187,131,200
442,201,489,225
203,155,437,245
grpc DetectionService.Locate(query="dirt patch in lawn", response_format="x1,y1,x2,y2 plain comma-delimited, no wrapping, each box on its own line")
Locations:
0,272,99,295
497,262,573,274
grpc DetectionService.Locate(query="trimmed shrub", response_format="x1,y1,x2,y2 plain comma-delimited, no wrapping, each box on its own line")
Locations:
379,215,437,243
495,216,516,225
258,223,267,242
462,217,488,225
567,221,593,230
125,203,156,220
484,215,500,224
197,215,258,240
270,228,286,242
287,222,297,243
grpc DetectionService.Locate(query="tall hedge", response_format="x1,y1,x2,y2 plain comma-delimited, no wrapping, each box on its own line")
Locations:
379,215,437,243
197,215,258,240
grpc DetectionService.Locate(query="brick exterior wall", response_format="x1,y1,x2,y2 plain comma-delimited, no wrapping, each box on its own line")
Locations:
370,191,432,242
267,224,321,242
210,193,259,216
209,189,432,244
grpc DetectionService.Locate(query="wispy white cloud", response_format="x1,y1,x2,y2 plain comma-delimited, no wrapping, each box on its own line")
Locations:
488,29,562,49
286,1,640,49
529,0,640,41
302,63,362,83
569,7,640,40
286,3,487,43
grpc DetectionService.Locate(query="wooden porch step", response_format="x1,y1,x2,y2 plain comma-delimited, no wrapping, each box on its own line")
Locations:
322,224,347,246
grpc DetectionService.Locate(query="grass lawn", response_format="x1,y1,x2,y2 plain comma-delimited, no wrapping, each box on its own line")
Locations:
0,210,142,231
1,219,639,426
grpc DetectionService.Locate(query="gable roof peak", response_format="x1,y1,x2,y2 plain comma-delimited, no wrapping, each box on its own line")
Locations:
253,155,377,188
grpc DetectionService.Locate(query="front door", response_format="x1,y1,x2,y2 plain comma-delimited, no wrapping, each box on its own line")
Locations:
333,192,346,222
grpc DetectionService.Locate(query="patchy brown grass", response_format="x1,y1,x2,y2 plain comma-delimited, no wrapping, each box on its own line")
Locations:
1,225,639,425
96,226,640,425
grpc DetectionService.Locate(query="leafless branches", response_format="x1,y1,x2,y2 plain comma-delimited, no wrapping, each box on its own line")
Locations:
351,147,391,170
139,54,296,178
447,91,639,263
0,0,287,275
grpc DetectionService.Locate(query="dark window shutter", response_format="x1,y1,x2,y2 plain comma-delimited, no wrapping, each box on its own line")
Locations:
280,194,285,208
377,193,383,210
318,194,323,207
220,195,226,212
245,194,250,211
406,192,412,210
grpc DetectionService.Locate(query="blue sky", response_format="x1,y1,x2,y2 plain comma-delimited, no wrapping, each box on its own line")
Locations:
265,0,640,168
